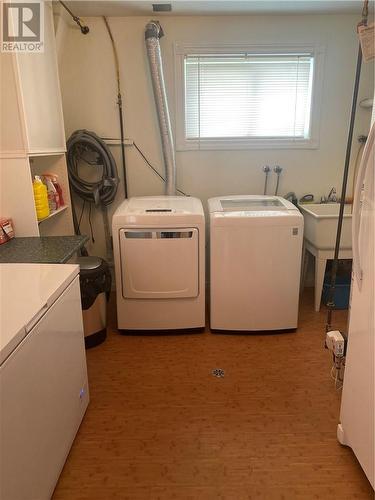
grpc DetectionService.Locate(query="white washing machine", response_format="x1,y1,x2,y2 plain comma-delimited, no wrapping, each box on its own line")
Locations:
209,195,303,331
112,196,205,330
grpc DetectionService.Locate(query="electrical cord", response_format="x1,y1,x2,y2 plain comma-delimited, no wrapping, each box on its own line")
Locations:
88,202,95,243
77,199,86,233
132,141,165,182
330,353,345,391
101,137,188,196
132,141,188,196
77,199,95,243
330,364,344,390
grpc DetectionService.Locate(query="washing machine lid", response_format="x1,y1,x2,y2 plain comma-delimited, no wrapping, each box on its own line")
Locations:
208,195,303,227
113,196,204,226
208,195,296,213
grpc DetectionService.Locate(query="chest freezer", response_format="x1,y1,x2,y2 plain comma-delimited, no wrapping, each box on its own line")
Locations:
0,263,89,500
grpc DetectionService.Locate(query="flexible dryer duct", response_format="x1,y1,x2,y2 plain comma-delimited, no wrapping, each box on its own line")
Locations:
145,21,176,196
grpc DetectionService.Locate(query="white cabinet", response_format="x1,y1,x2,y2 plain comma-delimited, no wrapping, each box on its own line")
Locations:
0,2,73,237
0,54,25,156
0,2,66,156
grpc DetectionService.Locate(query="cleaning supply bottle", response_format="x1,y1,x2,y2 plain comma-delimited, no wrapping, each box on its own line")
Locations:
33,176,50,220
43,175,59,212
43,173,64,207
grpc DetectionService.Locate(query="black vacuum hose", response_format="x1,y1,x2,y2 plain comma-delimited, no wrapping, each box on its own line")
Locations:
66,129,119,206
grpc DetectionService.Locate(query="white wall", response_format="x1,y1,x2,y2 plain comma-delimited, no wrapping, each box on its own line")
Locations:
57,14,373,258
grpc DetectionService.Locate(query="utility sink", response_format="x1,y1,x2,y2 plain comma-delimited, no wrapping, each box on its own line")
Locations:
299,203,352,249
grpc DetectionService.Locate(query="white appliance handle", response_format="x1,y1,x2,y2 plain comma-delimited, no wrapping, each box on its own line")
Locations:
352,123,375,289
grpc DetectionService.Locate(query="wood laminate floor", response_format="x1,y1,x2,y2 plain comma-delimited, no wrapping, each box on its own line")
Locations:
53,290,373,500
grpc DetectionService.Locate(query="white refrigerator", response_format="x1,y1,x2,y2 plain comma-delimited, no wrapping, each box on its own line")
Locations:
337,122,374,488
0,263,89,500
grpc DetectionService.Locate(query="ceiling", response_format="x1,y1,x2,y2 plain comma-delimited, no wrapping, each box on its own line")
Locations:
58,1,374,17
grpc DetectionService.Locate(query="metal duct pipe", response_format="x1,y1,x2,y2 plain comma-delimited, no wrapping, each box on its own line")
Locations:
145,21,176,196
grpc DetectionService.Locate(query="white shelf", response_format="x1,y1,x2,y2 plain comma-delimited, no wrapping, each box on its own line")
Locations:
0,5,72,238
38,205,68,225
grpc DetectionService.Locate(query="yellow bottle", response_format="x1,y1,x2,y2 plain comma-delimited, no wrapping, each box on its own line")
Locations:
33,176,50,220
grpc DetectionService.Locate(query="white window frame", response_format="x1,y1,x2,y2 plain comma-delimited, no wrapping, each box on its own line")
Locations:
174,42,325,151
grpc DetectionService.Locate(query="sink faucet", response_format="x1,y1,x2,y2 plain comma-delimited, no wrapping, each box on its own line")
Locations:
327,187,337,203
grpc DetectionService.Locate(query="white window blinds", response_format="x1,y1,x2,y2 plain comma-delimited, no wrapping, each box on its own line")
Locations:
184,53,314,141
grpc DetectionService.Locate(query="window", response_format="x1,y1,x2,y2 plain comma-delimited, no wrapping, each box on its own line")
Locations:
175,44,323,150
185,54,313,139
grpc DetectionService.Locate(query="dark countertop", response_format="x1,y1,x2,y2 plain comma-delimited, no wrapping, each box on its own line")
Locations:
0,236,89,264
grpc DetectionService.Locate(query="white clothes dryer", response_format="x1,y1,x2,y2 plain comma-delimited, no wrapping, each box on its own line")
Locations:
112,196,205,330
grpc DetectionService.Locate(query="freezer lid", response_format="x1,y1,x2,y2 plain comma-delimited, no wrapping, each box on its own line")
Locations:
0,263,79,365
208,195,297,213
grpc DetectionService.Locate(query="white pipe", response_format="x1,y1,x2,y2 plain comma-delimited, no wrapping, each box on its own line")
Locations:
145,21,176,196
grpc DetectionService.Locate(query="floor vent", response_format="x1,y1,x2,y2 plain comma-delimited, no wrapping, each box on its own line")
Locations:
212,368,225,378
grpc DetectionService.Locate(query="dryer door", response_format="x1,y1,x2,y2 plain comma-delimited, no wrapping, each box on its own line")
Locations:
119,228,199,299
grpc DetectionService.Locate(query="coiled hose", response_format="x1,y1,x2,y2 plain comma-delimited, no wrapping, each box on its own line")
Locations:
67,129,119,206
66,129,119,261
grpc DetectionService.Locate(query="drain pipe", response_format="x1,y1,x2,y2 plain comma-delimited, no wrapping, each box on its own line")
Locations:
145,21,176,196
